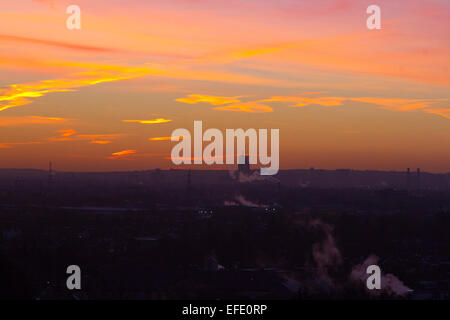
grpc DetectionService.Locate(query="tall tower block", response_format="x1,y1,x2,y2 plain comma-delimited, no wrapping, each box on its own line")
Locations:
406,168,410,191
48,161,54,184
238,155,251,175
416,168,421,190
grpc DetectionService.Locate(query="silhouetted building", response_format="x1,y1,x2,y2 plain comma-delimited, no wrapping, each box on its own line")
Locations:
417,168,421,190
238,155,251,175
407,168,411,191
48,161,54,185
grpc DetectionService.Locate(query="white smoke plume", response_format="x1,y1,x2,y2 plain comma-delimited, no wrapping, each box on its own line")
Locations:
224,195,268,208
229,166,279,183
350,254,412,296
308,220,343,284
236,195,268,208
223,200,239,206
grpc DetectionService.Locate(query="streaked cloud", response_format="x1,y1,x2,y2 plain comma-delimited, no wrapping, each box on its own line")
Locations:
49,132,124,143
0,34,117,53
57,129,76,137
176,94,241,105
230,44,296,60
123,118,172,124
0,141,42,149
149,136,183,141
262,95,449,118
177,93,448,116
111,150,136,157
0,115,70,126
0,63,160,112
0,88,75,112
176,94,273,113
261,96,346,107
349,97,447,112
425,108,450,119
109,149,136,159
0,130,120,150
350,97,449,119
76,134,123,140
214,102,273,113
215,32,450,86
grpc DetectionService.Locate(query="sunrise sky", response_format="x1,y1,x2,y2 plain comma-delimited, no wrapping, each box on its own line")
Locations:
0,0,449,172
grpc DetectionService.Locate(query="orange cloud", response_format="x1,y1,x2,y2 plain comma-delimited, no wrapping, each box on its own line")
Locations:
176,93,275,113
0,88,75,112
109,149,136,159
57,129,76,137
230,44,296,60
196,41,310,65
261,96,346,107
0,63,160,112
123,118,172,124
213,33,450,86
76,134,123,139
49,132,123,143
176,94,241,105
111,150,136,156
214,102,273,113
1,129,119,149
0,34,117,53
424,108,450,119
149,136,183,141
261,95,449,118
0,115,70,126
349,97,445,111
0,141,42,149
